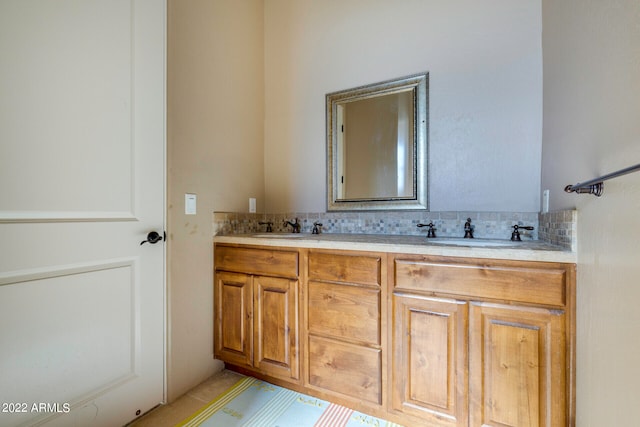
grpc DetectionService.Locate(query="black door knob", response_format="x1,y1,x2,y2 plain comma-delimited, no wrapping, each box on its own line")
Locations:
140,231,164,245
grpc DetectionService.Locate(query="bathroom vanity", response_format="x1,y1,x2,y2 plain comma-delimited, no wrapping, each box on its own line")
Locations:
213,234,575,427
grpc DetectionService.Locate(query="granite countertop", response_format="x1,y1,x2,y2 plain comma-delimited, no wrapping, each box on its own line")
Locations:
214,233,576,263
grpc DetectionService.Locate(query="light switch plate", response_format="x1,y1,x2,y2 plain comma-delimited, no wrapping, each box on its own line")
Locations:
185,193,197,215
249,198,256,213
542,189,549,213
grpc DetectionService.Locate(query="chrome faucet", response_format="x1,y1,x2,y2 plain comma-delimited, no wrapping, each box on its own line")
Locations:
464,218,474,238
284,218,301,233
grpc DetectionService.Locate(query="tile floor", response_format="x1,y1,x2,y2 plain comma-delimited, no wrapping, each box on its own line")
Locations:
128,369,244,427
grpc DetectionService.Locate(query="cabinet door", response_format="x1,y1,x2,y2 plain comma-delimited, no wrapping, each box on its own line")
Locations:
253,275,299,380
469,302,566,427
214,271,253,367
392,293,468,426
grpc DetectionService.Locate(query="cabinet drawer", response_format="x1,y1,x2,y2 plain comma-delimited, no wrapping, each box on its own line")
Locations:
308,251,381,286
308,336,382,405
308,282,380,345
394,257,567,307
215,245,298,278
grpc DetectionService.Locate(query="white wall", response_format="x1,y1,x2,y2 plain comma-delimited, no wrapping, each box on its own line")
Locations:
541,0,640,424
166,0,264,401
264,0,542,213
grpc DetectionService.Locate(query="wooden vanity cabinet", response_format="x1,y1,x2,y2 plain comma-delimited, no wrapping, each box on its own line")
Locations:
214,245,300,382
213,242,575,426
305,250,385,406
391,255,575,427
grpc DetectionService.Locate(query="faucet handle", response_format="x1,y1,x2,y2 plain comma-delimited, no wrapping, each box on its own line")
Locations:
417,222,437,238
510,224,534,241
513,225,534,231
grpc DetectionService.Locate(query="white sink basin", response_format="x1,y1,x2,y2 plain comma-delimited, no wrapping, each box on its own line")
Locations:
428,238,519,248
252,233,309,238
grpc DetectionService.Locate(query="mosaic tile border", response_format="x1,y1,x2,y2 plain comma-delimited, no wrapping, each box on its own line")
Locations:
213,211,551,241
538,210,577,251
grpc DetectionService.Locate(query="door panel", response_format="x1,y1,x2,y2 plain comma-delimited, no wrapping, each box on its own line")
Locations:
0,1,165,426
0,262,137,426
469,302,566,427
0,0,135,220
253,275,299,380
392,294,468,426
214,272,253,367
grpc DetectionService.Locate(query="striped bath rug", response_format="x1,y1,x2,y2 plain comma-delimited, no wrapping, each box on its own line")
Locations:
176,376,403,427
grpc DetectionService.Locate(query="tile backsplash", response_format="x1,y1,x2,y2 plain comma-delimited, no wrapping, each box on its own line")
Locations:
538,210,577,251
214,210,577,249
219,210,574,239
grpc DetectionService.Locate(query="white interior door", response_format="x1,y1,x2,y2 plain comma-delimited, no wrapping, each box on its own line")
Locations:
0,1,166,426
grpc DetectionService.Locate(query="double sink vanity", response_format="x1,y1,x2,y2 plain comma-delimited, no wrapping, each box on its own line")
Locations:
213,232,576,426
213,72,575,426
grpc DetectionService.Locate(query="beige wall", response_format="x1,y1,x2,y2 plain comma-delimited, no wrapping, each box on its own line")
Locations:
166,0,543,401
264,0,543,213
541,0,640,424
166,0,264,401
166,2,640,419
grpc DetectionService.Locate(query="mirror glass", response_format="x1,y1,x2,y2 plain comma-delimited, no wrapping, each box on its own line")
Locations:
326,73,428,211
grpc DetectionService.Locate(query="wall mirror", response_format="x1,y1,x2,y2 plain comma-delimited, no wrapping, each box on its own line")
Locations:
326,73,428,211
